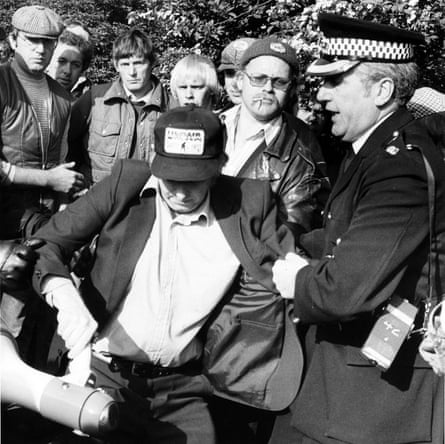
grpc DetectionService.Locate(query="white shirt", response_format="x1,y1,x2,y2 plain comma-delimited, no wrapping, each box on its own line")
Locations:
93,177,240,366
222,104,282,176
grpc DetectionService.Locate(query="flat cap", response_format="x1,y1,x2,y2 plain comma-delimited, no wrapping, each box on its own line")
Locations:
218,37,257,72
239,37,299,73
307,13,425,77
12,5,64,39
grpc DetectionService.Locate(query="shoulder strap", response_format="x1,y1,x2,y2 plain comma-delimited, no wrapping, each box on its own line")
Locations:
408,143,438,330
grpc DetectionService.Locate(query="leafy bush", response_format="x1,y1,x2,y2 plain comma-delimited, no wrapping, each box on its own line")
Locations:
1,0,444,106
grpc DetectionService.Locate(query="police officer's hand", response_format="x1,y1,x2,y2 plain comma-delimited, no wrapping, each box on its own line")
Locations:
0,238,44,292
48,280,98,359
46,162,86,194
272,252,309,299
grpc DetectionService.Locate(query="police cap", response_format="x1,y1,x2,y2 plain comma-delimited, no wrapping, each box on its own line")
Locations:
306,13,425,77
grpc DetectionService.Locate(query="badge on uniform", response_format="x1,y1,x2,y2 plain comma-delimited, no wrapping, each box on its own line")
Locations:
385,145,399,156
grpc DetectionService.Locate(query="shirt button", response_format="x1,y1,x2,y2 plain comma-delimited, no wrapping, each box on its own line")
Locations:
336,237,341,245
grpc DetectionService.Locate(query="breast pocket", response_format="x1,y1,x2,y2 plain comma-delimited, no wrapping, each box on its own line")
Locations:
88,120,121,157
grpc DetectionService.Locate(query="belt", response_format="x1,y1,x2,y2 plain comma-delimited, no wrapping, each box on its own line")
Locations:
107,355,200,379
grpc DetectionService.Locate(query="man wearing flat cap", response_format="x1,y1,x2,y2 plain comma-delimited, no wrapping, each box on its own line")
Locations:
0,3,86,412
1,5,85,239
30,106,303,443
270,13,445,444
221,37,330,241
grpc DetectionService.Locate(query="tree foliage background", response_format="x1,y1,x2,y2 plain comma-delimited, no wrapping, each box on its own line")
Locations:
1,0,445,112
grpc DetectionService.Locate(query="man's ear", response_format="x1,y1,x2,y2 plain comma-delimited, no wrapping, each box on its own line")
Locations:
8,33,17,51
374,77,395,107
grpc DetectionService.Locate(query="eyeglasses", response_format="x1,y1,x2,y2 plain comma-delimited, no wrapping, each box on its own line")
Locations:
243,72,292,91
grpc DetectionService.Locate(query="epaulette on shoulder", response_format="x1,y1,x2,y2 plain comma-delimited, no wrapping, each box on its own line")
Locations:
383,130,405,157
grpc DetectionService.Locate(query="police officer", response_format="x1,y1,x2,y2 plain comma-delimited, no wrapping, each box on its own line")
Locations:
271,13,445,444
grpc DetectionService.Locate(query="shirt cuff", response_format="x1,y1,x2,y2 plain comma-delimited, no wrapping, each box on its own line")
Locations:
42,276,75,307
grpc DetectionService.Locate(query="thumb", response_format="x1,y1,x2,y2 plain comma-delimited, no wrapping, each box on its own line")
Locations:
59,162,76,169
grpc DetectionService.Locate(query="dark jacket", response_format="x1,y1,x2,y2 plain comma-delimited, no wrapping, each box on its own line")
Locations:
33,160,303,411
289,109,445,443
68,76,169,186
226,111,330,236
0,61,71,238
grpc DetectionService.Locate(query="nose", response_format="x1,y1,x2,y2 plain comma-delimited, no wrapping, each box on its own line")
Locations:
173,186,189,200
185,86,194,98
262,78,274,92
128,64,137,76
62,63,71,75
33,41,46,53
316,83,331,103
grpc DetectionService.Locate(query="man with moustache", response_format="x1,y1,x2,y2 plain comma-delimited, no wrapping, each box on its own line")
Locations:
220,37,330,239
0,5,85,240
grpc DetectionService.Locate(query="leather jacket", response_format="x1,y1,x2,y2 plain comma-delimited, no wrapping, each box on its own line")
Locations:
69,76,169,186
222,109,330,236
0,61,71,238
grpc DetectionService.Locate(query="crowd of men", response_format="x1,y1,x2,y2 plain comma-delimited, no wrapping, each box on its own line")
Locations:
0,4,444,444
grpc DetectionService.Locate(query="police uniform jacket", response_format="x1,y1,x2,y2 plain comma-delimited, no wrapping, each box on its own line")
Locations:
290,108,445,443
32,159,303,412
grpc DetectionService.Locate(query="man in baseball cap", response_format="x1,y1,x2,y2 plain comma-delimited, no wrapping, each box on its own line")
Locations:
30,105,302,442
217,37,256,106
151,105,226,182
270,13,445,444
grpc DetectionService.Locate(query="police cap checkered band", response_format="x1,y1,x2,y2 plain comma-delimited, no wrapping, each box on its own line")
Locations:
306,13,424,77
322,37,414,62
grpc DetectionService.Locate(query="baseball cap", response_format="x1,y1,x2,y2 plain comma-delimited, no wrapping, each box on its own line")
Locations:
151,105,225,181
218,37,257,72
12,5,64,40
306,13,425,77
239,37,299,73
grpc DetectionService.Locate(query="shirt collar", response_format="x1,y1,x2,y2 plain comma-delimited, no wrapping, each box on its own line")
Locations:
352,111,395,154
140,176,212,226
123,84,154,105
238,104,283,145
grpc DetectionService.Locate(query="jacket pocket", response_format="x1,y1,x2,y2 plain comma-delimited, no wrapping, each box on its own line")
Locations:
88,120,121,157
